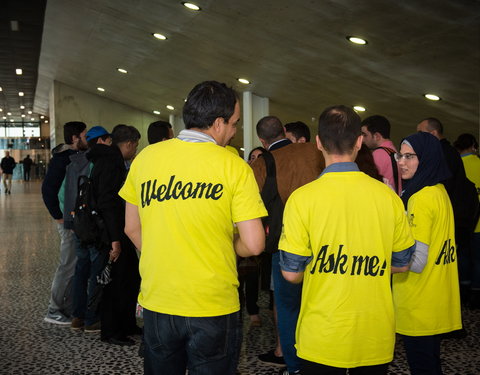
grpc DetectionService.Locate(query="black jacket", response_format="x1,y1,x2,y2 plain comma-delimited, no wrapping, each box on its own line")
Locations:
87,144,126,243
1,156,16,174
42,144,76,220
440,138,478,233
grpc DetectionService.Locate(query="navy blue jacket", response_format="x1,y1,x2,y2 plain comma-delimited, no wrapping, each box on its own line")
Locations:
42,145,76,220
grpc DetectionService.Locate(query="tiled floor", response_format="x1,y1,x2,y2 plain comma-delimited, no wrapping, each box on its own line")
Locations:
0,181,479,374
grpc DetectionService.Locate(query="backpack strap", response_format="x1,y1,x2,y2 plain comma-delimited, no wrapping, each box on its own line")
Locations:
261,151,280,200
374,146,399,194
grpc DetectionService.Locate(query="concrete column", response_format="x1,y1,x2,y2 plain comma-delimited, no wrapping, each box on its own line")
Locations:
243,91,269,161
169,114,185,136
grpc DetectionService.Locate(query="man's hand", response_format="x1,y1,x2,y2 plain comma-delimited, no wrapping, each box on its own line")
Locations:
110,241,122,262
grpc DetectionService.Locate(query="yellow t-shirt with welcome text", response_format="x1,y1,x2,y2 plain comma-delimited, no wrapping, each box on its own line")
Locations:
393,184,462,335
119,138,267,317
279,171,414,368
462,154,480,232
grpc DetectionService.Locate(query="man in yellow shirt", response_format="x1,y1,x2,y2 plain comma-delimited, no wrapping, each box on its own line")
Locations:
120,81,267,375
279,105,414,375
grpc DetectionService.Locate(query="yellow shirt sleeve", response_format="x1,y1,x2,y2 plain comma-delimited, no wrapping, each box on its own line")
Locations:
278,190,311,257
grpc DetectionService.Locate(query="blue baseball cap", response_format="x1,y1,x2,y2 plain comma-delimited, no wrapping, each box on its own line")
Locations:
86,126,111,141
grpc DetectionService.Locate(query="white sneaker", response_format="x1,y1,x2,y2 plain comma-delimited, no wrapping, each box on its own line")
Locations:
44,311,71,325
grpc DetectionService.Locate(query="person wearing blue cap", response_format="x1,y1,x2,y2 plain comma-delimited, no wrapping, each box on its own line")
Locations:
70,125,113,334
84,124,141,345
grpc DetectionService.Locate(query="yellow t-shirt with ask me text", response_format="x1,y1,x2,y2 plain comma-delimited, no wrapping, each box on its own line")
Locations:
462,154,480,232
393,184,462,336
119,138,267,317
279,171,414,368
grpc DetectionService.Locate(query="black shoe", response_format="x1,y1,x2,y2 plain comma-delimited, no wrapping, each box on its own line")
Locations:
102,336,135,346
258,349,285,365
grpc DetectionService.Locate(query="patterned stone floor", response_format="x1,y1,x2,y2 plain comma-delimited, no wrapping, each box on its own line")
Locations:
0,181,479,374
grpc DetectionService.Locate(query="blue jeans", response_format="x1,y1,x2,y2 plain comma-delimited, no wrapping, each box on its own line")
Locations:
272,251,302,372
72,237,108,325
143,309,242,375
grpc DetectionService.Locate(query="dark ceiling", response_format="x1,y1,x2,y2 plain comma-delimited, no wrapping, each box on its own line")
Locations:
0,0,46,123
1,0,479,147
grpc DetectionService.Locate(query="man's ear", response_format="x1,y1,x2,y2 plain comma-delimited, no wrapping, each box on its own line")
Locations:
316,135,324,152
259,138,268,149
355,134,363,151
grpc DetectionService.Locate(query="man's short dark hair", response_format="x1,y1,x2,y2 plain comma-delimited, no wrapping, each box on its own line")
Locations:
285,121,311,142
112,124,141,145
421,117,444,135
361,115,391,139
256,116,284,143
454,133,478,151
63,121,86,144
148,121,172,144
183,81,238,129
318,105,361,155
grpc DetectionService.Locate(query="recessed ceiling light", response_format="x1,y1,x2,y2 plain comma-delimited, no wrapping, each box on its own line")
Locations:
353,106,366,112
166,105,174,110
18,92,24,96
152,33,167,40
7,112,11,115
238,78,250,85
0,87,2,91
117,68,128,74
45,120,49,123
2,116,6,120
97,87,105,92
424,93,440,101
347,36,367,45
20,105,25,109
40,115,44,119
0,108,2,112
28,110,32,114
16,68,22,75
182,2,201,11
21,114,25,118
10,20,19,31
153,110,161,115
31,117,35,121
10,119,14,122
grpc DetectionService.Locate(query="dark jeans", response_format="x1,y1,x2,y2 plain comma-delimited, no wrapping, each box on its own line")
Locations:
402,334,443,375
72,238,109,325
272,251,303,372
143,309,242,375
302,360,389,375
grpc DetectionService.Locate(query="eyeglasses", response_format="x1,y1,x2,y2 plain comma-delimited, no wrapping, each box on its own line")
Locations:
394,152,417,162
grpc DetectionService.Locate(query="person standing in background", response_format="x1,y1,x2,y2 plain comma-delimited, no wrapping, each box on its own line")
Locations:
1,151,16,194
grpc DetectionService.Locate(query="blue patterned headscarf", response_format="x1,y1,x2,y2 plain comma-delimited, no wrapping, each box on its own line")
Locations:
400,132,451,207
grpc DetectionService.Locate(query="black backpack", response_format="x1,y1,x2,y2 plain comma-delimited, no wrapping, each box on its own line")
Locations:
72,172,109,249
259,151,284,254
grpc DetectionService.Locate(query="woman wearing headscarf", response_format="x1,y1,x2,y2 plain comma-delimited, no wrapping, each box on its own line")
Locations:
392,132,462,374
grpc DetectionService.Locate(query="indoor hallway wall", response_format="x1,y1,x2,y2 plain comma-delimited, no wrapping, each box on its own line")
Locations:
49,81,162,151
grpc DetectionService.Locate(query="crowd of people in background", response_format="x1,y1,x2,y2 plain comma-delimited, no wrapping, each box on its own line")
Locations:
38,80,479,375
